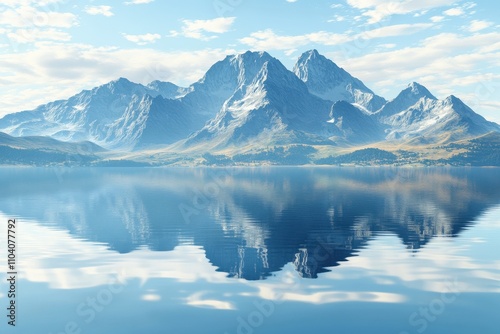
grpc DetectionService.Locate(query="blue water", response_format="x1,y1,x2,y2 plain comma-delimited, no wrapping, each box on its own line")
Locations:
0,167,499,333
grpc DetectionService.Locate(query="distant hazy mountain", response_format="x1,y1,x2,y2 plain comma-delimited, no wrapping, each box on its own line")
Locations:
293,49,386,112
0,131,103,152
0,49,499,165
0,131,104,165
0,78,200,150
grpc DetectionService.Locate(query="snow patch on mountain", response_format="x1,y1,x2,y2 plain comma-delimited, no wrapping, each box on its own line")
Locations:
383,87,500,142
0,51,498,153
294,50,386,112
377,82,437,120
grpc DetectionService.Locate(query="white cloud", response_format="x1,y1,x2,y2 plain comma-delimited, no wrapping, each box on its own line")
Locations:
239,29,351,50
335,32,500,81
123,33,161,45
413,10,428,17
378,43,396,49
0,43,237,116
358,23,433,39
286,0,298,2
330,4,343,9
346,0,457,24
169,17,236,41
84,5,114,17
468,20,492,32
240,23,433,51
0,5,76,48
431,16,445,23
0,5,78,28
443,7,464,16
328,31,500,122
328,15,346,22
7,28,71,43
125,0,154,4
0,0,64,7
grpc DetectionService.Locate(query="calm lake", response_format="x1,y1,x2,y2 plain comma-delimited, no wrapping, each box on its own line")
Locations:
0,167,499,334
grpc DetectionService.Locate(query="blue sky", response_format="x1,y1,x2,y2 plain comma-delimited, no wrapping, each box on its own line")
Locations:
0,0,499,122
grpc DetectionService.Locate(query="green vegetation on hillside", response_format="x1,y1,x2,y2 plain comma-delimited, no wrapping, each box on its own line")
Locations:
316,148,397,165
445,132,500,166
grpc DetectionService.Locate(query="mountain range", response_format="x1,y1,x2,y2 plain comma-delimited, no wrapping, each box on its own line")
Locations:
0,50,499,166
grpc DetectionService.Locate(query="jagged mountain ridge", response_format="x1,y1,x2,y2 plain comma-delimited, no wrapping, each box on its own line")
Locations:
329,101,386,144
0,50,498,154
293,49,386,112
378,83,500,143
377,82,437,119
0,78,199,150
184,51,335,149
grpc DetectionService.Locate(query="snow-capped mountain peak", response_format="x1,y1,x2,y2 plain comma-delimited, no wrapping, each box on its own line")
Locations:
183,51,333,149
146,80,189,99
0,50,498,154
405,82,436,100
377,82,437,119
380,85,500,142
196,51,274,90
293,50,386,112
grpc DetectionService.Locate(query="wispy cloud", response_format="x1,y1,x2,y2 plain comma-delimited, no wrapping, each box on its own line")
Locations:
7,28,71,43
443,2,477,17
85,5,114,17
378,43,396,49
346,0,457,24
240,30,347,51
327,31,500,121
122,33,161,45
335,32,500,80
467,20,493,32
443,7,464,16
124,0,154,4
431,16,445,23
240,23,434,50
0,5,78,28
328,15,346,22
0,0,65,7
0,43,237,116
358,23,433,39
168,17,236,41
0,4,77,49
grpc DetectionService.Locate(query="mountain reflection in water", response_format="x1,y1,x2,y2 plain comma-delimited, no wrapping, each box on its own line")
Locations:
1,167,499,281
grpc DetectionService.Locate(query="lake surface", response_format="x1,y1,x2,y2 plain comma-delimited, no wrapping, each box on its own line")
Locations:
0,167,499,334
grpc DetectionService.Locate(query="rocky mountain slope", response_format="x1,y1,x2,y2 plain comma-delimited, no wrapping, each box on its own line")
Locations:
0,50,498,165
